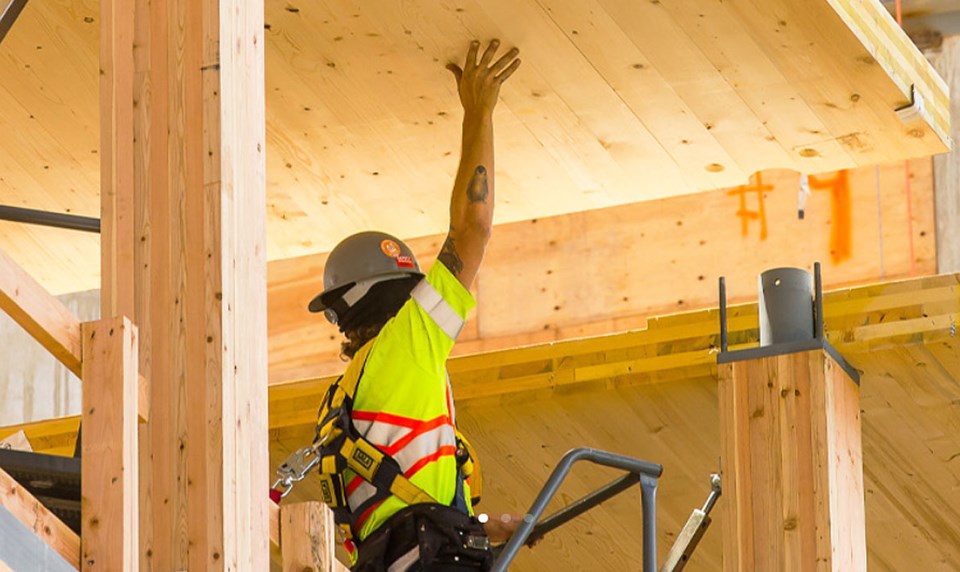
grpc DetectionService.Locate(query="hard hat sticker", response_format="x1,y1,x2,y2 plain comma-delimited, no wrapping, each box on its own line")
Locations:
380,240,401,258
396,255,415,269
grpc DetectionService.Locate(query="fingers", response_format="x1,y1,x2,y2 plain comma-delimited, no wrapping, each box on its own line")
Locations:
446,63,463,83
489,47,519,76
478,39,499,68
494,57,521,83
465,40,480,70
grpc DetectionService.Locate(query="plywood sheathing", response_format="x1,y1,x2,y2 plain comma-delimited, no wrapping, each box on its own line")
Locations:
0,0,950,296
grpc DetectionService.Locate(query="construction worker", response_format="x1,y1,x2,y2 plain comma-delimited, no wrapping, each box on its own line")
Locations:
308,40,522,571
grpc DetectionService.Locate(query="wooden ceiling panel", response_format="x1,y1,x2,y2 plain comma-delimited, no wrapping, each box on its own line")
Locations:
0,0,949,295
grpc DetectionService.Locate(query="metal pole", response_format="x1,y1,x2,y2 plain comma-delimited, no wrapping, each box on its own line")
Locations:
491,448,662,572
814,262,824,339
0,205,101,233
0,0,29,45
640,473,658,572
719,276,728,352
525,473,641,545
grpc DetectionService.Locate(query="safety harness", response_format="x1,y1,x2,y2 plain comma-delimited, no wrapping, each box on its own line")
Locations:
312,339,483,560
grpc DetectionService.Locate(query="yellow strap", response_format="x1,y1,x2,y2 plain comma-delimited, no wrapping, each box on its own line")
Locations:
389,476,438,506
456,429,483,502
321,455,339,474
340,438,384,483
339,341,375,398
318,474,342,508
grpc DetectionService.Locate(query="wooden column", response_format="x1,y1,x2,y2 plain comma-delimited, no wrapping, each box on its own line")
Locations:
931,35,960,273
279,502,347,572
718,349,866,571
99,0,269,568
81,317,139,571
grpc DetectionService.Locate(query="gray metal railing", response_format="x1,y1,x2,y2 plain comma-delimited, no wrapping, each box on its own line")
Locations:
491,447,663,572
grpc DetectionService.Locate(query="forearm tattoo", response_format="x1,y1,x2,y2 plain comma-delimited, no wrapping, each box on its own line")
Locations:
437,235,464,276
467,165,489,204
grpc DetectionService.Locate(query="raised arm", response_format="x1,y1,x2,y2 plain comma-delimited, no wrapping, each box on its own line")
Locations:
438,40,521,289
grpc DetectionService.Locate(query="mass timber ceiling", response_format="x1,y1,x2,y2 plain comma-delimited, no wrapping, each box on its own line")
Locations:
0,0,950,294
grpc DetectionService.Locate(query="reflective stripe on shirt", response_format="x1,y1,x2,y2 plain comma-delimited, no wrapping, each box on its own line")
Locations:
346,411,457,513
411,279,466,340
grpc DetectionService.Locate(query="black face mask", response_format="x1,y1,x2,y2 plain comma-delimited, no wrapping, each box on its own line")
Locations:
336,276,421,334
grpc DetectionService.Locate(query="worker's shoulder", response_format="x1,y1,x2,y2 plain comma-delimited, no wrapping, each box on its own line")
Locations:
420,262,477,319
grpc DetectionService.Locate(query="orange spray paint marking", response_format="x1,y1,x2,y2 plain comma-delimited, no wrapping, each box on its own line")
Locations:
808,170,852,264
727,173,772,240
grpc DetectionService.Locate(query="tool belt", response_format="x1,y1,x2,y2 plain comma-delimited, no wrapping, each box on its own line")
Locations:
352,503,493,572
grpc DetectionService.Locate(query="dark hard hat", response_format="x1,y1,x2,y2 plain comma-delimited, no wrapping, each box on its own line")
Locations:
308,231,423,318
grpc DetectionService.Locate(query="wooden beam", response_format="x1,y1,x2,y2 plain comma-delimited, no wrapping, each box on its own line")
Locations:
930,35,960,273
5,272,956,452
0,466,80,568
99,0,269,567
822,0,952,145
0,248,82,377
279,502,344,572
267,160,937,384
718,349,867,570
81,317,139,571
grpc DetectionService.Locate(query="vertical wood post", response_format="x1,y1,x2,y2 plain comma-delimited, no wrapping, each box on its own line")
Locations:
280,502,345,572
81,317,139,571
718,349,866,571
931,36,960,273
99,0,269,567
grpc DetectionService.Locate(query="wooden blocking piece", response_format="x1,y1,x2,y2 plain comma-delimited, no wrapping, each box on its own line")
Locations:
81,317,139,571
718,349,866,571
0,248,82,376
0,467,80,568
279,501,343,572
0,431,31,452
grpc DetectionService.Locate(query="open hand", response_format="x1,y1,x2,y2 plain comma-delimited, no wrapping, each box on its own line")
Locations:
447,40,521,118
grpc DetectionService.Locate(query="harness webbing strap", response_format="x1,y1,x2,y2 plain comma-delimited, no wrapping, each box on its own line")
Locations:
411,279,465,340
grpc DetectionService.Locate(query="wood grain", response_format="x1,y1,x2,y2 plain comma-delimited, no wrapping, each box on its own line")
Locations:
0,0,950,297
0,466,80,569
279,502,339,572
930,35,960,273
0,249,81,377
80,317,139,571
267,159,937,384
719,350,866,571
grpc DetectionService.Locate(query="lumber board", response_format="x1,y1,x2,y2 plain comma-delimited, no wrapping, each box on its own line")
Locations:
0,249,82,377
931,35,960,273
97,0,271,567
0,467,80,569
80,317,139,572
0,508,77,572
279,502,339,572
718,350,867,571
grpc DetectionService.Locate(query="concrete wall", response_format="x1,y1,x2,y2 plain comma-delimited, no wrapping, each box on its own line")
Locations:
0,290,99,426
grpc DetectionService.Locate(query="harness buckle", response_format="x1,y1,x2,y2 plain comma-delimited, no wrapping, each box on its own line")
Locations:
272,444,323,498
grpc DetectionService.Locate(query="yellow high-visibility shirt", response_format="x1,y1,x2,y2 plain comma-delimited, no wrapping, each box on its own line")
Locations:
344,261,476,540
